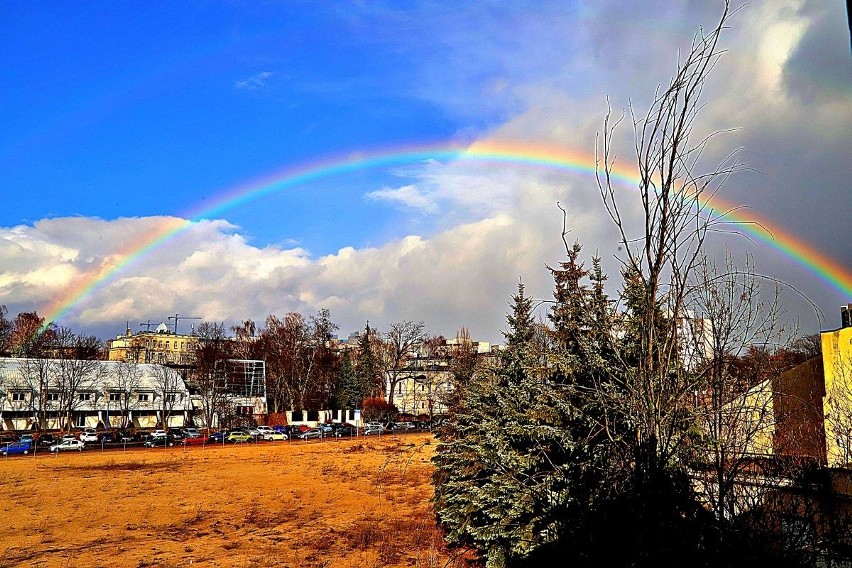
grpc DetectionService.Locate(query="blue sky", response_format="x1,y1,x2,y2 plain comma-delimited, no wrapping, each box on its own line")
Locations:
1,1,850,342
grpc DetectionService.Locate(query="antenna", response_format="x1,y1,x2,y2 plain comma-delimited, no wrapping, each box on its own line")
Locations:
139,320,154,332
168,314,201,335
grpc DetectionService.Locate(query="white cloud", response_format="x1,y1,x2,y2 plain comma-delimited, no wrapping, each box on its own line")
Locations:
367,185,438,213
234,71,273,90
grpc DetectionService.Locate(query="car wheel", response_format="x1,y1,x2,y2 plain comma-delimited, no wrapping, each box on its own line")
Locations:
23,450,28,455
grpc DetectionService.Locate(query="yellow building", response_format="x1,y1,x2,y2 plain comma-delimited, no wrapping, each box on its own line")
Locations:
821,324,852,467
108,322,198,367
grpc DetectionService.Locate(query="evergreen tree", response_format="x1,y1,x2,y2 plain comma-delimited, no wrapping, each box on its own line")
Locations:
335,350,362,409
355,321,381,399
434,281,587,567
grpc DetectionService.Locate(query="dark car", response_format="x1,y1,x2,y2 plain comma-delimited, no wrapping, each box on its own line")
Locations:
144,434,175,448
332,423,357,437
168,429,186,441
114,430,134,442
38,433,57,446
208,431,228,443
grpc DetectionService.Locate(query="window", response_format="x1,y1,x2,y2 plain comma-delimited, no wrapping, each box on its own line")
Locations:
109,392,122,402
166,341,170,349
165,393,177,403
47,392,60,402
138,393,150,402
11,391,27,402
79,392,92,402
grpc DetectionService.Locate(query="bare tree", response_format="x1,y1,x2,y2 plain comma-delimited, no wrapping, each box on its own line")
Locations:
105,360,143,429
381,320,426,405
259,309,339,413
231,319,258,360
687,252,790,523
595,0,741,477
260,312,309,413
150,364,185,430
17,357,53,430
189,321,232,428
53,327,102,431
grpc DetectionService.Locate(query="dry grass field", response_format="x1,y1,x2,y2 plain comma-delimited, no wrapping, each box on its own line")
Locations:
0,433,470,568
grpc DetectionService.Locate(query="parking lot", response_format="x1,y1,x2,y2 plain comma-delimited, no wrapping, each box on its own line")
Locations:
0,422,434,458
0,432,450,567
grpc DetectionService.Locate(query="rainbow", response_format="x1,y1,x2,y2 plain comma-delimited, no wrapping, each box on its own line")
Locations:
39,140,852,327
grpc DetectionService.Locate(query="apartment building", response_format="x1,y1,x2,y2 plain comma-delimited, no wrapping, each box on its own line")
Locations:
0,358,192,431
107,322,198,366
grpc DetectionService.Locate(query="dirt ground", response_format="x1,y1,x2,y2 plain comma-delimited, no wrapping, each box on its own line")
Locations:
0,433,464,568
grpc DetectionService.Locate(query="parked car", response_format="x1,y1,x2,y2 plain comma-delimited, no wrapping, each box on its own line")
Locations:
183,427,202,438
182,435,209,446
363,425,385,436
298,428,324,440
38,433,57,446
255,426,274,437
150,430,167,439
332,424,357,437
144,435,175,448
113,430,132,442
226,430,253,443
390,421,416,432
1,441,32,455
79,429,99,442
19,433,35,445
169,430,186,441
61,435,77,443
260,431,285,441
208,431,228,443
50,439,85,452
317,423,334,434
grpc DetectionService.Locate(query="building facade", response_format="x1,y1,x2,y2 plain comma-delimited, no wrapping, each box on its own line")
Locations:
107,322,198,366
0,358,192,431
389,339,494,419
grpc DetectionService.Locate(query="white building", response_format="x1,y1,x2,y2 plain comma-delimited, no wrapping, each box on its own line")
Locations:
389,340,494,418
0,358,192,431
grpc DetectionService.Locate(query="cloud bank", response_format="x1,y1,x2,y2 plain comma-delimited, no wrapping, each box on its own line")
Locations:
1,1,849,342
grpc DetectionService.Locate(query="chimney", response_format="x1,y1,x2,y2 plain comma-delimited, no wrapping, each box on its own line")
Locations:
842,304,852,329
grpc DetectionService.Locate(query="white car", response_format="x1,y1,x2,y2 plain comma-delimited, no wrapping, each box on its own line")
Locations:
79,429,99,442
150,430,167,438
50,439,85,452
256,426,274,435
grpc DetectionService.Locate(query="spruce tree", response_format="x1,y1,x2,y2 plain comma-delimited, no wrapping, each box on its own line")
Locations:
335,350,362,409
355,322,381,399
434,281,586,567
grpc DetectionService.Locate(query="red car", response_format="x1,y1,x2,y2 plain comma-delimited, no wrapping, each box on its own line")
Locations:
182,436,209,446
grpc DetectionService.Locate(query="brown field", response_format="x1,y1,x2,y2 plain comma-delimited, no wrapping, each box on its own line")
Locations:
0,433,469,568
